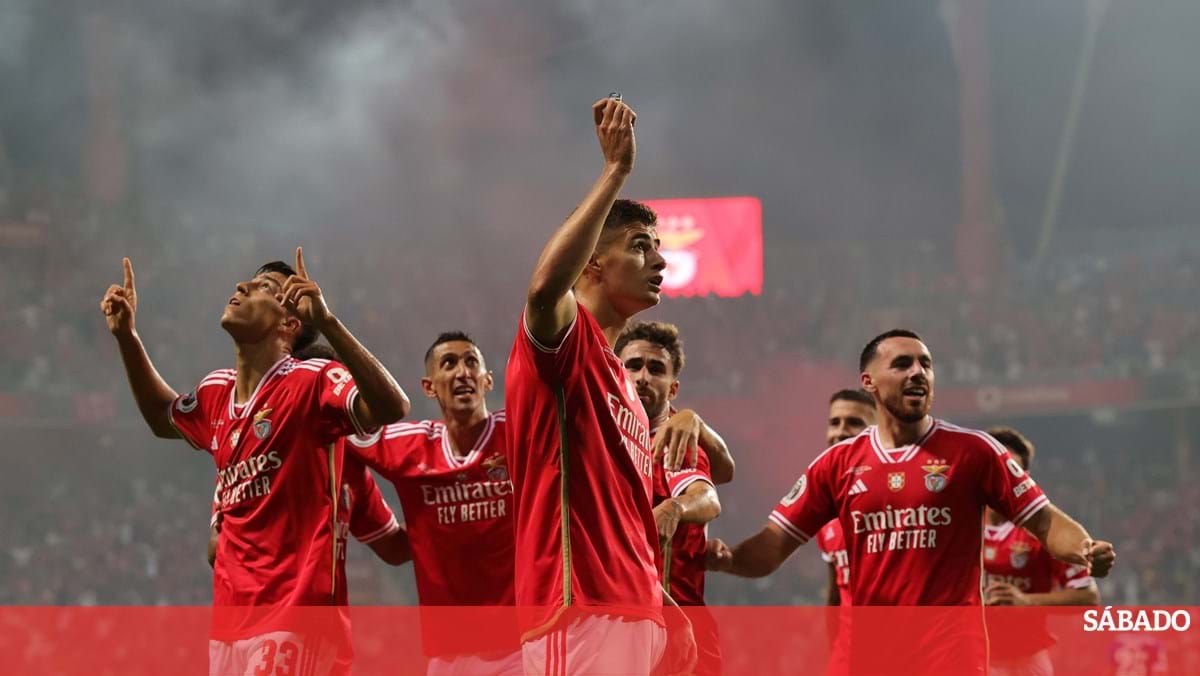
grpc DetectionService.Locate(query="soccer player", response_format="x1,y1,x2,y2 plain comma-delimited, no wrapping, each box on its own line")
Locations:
345,331,521,675
505,96,696,675
706,329,1116,673
814,389,874,675
615,320,731,676
101,250,410,675
983,426,1100,676
207,345,409,571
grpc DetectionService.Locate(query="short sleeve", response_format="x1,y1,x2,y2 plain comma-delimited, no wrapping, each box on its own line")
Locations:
345,460,400,544
313,361,372,441
346,422,423,476
768,451,838,545
816,522,835,560
978,433,1050,526
664,448,714,497
1054,559,1095,590
167,369,234,453
516,303,587,383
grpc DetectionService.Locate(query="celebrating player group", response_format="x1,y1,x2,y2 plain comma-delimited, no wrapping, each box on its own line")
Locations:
101,95,1115,675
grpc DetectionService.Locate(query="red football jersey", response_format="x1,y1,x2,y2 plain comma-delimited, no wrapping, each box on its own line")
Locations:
816,519,851,606
769,419,1051,672
653,448,714,606
505,304,663,641
169,356,371,640
346,411,518,656
983,519,1094,659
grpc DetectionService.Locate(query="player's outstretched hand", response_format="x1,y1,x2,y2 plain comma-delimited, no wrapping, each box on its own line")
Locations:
591,95,636,174
1084,538,1115,577
653,409,701,471
705,538,732,572
100,257,138,337
279,247,334,329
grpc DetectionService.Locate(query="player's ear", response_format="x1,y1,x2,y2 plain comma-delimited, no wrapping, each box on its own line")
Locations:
420,376,437,400
281,316,302,351
667,379,680,401
482,370,495,393
860,370,876,395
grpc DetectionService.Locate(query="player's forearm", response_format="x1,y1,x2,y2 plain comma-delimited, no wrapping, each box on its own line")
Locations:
1026,587,1099,606
526,165,629,311
825,564,840,606
677,484,721,525
114,331,179,438
724,531,789,578
697,420,734,485
368,527,412,566
318,317,409,427
1026,504,1091,567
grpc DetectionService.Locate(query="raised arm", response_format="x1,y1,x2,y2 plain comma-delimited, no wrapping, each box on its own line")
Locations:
525,97,637,347
1021,503,1115,578
280,247,410,429
101,258,180,439
706,522,802,579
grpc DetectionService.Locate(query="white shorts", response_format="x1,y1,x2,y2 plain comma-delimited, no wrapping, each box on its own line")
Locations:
208,631,342,676
427,649,524,676
990,649,1054,676
522,614,666,676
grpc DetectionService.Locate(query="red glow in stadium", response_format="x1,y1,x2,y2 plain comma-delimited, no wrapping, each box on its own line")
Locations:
643,197,763,298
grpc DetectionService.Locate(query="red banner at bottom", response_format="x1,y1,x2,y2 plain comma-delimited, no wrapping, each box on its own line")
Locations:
0,606,1195,675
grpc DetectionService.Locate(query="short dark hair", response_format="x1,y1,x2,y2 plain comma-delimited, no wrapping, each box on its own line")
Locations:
859,329,923,372
597,199,658,251
424,330,478,369
987,426,1036,471
614,321,685,377
830,388,874,407
255,261,318,354
295,343,338,362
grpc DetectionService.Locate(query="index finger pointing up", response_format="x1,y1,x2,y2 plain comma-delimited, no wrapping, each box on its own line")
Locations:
123,257,135,291
295,246,308,279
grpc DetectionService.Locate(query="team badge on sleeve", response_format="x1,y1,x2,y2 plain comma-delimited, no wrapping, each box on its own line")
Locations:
888,472,906,492
1006,457,1025,478
781,475,807,506
921,460,951,493
177,392,198,413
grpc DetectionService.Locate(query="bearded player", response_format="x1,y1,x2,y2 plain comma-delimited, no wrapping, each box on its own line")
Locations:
347,331,521,675
616,321,732,676
506,96,697,675
101,250,410,675
983,426,1100,676
707,329,1115,673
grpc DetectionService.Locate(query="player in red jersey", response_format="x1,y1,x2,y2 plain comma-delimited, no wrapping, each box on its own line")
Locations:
615,321,733,676
506,96,696,675
101,250,409,675
706,329,1115,673
207,344,410,571
813,389,874,675
982,426,1100,676
347,331,522,675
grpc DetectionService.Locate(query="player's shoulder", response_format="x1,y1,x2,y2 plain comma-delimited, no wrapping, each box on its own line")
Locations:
198,368,236,390
285,357,341,378
809,428,872,471
930,419,1008,458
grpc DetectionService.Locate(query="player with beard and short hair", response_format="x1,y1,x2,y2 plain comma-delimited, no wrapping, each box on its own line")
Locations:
706,329,1115,674
102,250,410,675
346,331,521,675
506,96,697,675
983,426,1100,676
615,320,733,676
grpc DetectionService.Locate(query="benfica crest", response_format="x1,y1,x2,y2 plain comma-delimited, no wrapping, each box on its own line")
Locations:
887,472,905,492
1010,542,1031,569
253,408,273,441
483,454,509,482
921,459,951,493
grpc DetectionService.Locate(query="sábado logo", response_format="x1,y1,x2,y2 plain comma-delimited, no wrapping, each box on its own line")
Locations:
1084,607,1192,632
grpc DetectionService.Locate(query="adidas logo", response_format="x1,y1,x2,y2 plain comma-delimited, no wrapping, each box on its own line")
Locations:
848,479,868,496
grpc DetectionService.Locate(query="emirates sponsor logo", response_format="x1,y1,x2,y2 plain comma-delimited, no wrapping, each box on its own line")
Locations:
851,504,952,554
